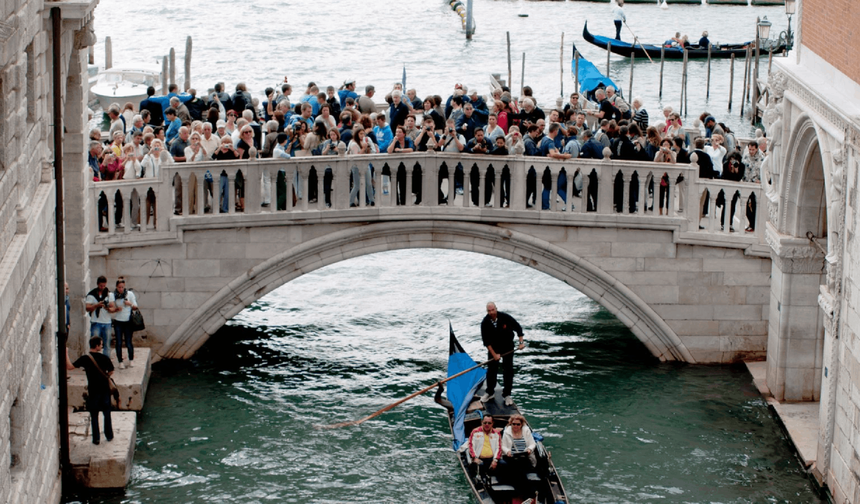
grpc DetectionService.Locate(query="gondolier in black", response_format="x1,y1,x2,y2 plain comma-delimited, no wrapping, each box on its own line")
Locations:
480,302,525,406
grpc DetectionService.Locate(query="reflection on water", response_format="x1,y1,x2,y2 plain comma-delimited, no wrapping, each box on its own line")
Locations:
68,250,821,503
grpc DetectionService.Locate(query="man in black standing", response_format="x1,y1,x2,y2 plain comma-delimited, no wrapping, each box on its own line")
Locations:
66,336,115,445
480,302,525,406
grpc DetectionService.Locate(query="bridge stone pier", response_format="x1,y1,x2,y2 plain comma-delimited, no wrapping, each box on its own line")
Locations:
87,152,770,364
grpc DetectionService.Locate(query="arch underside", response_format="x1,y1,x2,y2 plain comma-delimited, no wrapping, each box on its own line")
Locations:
158,221,695,363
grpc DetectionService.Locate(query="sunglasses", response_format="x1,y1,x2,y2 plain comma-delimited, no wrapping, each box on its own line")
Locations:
511,422,522,426
482,421,493,425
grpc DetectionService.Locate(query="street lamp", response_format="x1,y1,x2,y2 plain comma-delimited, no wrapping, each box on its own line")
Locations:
782,0,796,50
757,16,772,41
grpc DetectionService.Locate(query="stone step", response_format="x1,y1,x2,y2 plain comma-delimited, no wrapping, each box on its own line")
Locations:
68,347,152,411
69,411,137,489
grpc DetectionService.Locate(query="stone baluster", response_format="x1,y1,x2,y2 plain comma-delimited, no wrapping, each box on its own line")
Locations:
227,172,236,214
551,168,561,212
106,191,115,235
244,164,261,213
638,172,648,215
666,176,675,217
317,165,328,210
597,164,613,214
509,159,526,211
492,165,502,209
264,168,275,213
574,167,591,213
358,163,368,208
404,164,414,206
197,173,205,216
299,166,310,211
121,191,131,235
477,163,488,208
373,162,385,208
421,158,435,208
181,174,191,217
462,164,473,208
446,164,457,207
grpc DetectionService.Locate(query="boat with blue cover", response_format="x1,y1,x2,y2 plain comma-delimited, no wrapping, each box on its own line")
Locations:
435,325,568,504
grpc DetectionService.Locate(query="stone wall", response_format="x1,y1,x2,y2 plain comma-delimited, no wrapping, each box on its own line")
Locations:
0,0,62,502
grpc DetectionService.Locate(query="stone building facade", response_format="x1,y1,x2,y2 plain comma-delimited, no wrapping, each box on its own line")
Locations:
765,0,860,501
0,0,96,503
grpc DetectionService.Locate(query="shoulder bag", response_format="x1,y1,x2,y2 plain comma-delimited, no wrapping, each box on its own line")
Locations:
86,354,120,405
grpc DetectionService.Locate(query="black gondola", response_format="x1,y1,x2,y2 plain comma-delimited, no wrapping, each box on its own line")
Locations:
435,325,569,504
582,21,786,59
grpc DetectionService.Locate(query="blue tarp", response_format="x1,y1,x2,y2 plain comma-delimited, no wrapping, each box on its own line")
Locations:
571,50,617,96
447,324,486,451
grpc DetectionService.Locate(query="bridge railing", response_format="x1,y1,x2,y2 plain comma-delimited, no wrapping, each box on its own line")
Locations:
88,152,764,246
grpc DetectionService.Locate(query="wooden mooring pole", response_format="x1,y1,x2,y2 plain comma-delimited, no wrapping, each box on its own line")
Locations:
728,53,735,111
740,46,750,117
506,32,512,87
521,52,526,97
465,0,474,40
606,42,611,76
560,33,564,98
658,45,665,99
628,51,635,99
169,47,176,87
161,56,168,95
706,44,712,99
183,36,192,91
574,47,579,95
104,36,112,69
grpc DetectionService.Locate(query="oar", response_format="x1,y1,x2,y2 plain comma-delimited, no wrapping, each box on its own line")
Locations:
317,348,517,429
624,22,655,64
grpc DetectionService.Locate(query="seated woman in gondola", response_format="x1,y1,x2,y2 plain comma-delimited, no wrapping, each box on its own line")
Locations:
502,414,537,468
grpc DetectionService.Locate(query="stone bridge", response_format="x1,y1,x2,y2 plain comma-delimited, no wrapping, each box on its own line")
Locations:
84,152,771,365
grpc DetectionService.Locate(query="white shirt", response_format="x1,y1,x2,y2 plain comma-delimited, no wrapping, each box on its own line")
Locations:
86,291,115,324
612,4,626,22
112,290,137,322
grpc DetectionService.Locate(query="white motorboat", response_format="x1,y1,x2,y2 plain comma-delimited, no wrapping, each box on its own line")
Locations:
90,65,161,111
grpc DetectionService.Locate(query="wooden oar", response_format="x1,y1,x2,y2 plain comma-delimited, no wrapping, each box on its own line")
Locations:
624,22,655,64
317,348,517,429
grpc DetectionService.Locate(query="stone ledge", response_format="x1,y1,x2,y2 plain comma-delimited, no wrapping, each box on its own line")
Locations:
745,360,820,469
69,410,136,489
68,348,151,411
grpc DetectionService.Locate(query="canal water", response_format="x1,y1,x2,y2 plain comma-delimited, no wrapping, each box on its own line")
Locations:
70,250,822,503
91,0,791,136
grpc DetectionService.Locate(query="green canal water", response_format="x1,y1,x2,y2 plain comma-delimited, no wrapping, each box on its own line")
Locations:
69,250,822,503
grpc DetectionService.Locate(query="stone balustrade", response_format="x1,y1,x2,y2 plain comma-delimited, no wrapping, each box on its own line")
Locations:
88,152,765,251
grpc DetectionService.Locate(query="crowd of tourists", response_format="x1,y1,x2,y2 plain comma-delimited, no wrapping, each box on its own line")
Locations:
88,76,767,228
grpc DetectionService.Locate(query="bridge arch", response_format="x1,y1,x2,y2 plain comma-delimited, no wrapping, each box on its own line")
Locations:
157,221,694,363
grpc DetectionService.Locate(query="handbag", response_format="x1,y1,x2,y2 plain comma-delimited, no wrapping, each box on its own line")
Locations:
130,308,145,332
86,354,120,405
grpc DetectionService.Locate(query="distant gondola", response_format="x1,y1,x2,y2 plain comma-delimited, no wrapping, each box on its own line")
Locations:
582,21,786,59
435,325,568,504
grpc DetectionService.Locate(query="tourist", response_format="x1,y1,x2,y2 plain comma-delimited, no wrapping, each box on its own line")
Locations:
231,83,251,115
170,95,191,124
163,108,181,146
348,126,376,208
484,113,505,144
406,88,422,109
587,89,620,123
85,276,115,357
389,90,411,130
338,79,359,109
358,85,376,115
480,302,525,406
212,136,239,213
200,122,220,156
613,0,626,40
605,86,631,120
110,278,138,369
467,415,502,478
632,97,649,131
563,92,584,118
121,144,140,179
66,336,115,445
107,105,124,139
704,134,727,176
140,86,164,127
422,97,445,131
698,31,710,49
502,414,536,465
88,141,103,181
413,116,438,152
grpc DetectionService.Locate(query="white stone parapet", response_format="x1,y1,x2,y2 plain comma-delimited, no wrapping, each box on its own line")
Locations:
88,153,766,254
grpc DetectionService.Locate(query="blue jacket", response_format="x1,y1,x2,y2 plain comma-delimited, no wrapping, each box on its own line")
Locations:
338,89,359,109
373,125,393,152
455,114,482,142
580,138,605,159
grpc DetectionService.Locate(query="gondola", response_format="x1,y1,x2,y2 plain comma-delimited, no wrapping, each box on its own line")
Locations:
582,21,786,59
435,325,568,504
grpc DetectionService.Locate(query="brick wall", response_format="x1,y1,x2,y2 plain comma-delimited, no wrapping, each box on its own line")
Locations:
801,0,860,84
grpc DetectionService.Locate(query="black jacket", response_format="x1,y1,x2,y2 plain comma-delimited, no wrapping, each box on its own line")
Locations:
481,312,524,353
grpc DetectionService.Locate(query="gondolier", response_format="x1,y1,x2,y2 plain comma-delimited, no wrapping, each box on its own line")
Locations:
613,0,626,41
480,302,525,406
